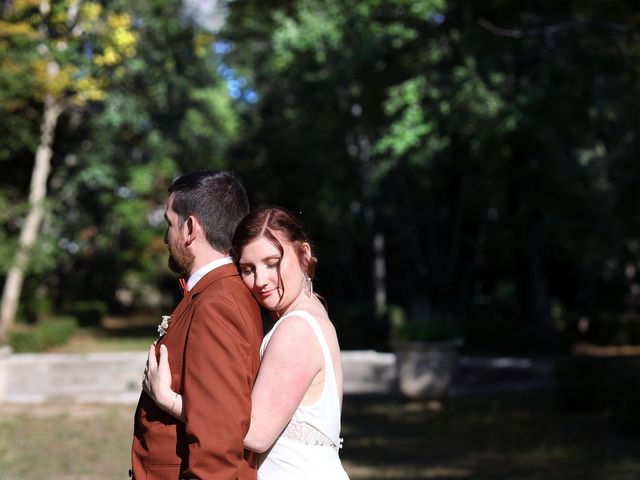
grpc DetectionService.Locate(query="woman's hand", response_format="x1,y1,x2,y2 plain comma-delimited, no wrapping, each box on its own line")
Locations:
143,344,184,420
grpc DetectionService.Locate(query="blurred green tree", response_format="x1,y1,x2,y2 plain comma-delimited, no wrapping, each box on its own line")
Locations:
49,0,240,317
223,0,640,350
0,0,240,337
2,0,640,352
0,0,137,338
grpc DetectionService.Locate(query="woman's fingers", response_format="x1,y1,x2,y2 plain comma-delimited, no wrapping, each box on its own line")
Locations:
143,344,175,408
159,344,170,371
148,344,158,372
143,344,158,398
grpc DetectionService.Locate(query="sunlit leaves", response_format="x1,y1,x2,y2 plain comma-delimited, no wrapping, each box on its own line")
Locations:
271,1,345,71
376,78,433,159
94,13,136,67
0,0,137,107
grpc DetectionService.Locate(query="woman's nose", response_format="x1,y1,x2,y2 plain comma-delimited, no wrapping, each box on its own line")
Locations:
254,269,268,287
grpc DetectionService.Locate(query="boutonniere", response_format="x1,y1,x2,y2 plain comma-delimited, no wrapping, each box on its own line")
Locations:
158,315,172,337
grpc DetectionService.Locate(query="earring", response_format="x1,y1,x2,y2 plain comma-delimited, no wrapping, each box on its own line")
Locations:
306,276,314,296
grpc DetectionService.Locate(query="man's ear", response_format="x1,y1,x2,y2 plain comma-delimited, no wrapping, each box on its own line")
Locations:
183,216,199,245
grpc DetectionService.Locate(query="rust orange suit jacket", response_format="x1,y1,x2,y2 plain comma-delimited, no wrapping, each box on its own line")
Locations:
131,263,263,479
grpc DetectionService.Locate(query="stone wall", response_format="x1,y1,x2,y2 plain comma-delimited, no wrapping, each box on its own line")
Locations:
2,350,398,404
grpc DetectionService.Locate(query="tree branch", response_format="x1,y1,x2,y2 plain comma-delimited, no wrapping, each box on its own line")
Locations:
478,16,630,40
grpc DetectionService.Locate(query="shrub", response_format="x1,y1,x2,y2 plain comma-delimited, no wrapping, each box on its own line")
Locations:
9,316,78,352
587,313,640,345
389,305,459,342
67,300,108,327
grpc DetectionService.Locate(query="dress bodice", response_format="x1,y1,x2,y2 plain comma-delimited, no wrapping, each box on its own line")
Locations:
257,310,349,479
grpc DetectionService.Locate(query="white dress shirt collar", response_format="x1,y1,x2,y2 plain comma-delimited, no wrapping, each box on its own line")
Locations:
186,257,233,292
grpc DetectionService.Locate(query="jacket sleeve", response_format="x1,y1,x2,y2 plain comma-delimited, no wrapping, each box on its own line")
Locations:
182,297,255,479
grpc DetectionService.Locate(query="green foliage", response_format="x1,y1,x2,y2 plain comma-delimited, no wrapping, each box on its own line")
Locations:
66,301,108,328
2,0,640,350
16,282,54,324
0,0,138,107
0,192,19,273
9,316,78,352
222,0,640,350
389,305,459,341
1,0,241,323
271,1,345,71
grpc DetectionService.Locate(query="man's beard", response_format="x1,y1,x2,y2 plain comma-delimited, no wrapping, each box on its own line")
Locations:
168,240,194,278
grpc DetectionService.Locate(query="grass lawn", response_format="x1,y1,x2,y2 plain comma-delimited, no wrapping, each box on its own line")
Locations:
50,328,156,353
341,392,640,479
1,390,638,479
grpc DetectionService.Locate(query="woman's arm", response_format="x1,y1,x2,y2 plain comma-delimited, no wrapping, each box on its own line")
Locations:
244,316,322,453
143,344,185,421
144,317,322,453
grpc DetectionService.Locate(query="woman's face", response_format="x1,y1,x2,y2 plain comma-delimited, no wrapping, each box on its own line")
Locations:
238,233,307,312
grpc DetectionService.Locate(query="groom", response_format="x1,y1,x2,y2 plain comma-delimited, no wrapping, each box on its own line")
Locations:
131,171,263,479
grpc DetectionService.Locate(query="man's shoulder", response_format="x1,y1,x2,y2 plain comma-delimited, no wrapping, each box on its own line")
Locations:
200,271,248,296
189,274,262,340
195,272,256,310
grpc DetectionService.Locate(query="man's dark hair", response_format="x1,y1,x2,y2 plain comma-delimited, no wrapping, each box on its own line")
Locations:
168,170,249,253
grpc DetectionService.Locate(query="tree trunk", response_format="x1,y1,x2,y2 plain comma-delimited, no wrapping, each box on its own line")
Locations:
0,94,63,340
373,232,387,318
521,219,558,350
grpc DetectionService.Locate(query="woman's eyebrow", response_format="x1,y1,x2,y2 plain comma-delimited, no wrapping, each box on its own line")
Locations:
241,255,280,265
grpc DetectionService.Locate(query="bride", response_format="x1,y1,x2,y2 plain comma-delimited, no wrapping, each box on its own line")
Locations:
144,207,350,479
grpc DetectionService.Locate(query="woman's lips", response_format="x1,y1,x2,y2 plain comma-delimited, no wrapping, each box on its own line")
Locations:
259,288,276,299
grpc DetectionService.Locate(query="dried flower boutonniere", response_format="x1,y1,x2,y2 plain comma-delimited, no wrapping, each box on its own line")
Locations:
158,315,172,337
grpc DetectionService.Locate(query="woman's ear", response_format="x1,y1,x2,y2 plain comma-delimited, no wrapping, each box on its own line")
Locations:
301,242,311,261
301,242,317,278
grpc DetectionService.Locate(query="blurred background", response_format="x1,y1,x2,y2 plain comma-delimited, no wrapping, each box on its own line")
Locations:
1,0,640,478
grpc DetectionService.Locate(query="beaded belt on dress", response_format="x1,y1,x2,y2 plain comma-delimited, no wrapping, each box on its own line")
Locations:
280,420,343,452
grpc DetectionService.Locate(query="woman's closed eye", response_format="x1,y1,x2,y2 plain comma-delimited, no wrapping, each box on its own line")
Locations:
266,260,281,269
240,266,255,276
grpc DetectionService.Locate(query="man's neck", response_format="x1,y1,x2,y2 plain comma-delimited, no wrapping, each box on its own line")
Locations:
189,250,229,277
186,254,234,291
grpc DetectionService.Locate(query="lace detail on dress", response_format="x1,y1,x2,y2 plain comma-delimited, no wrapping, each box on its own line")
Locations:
280,420,343,452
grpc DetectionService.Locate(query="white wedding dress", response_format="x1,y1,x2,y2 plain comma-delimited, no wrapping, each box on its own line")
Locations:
257,310,350,480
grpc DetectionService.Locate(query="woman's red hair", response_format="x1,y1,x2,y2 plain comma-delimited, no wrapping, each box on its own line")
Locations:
232,207,317,279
